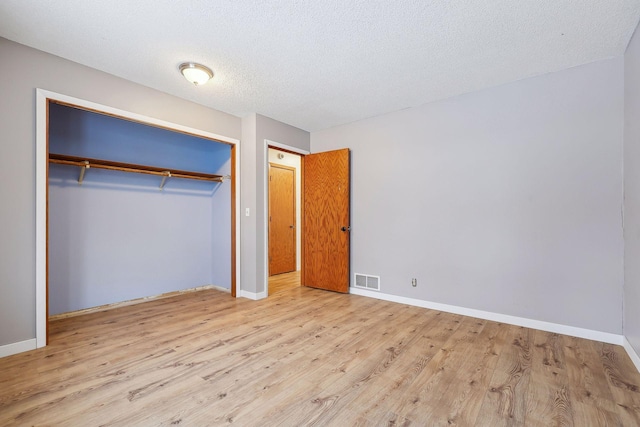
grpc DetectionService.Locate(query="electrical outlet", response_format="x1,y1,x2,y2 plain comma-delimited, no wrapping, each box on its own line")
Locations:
411,278,417,287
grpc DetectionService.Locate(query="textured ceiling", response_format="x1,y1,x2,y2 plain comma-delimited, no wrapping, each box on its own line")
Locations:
1,1,639,131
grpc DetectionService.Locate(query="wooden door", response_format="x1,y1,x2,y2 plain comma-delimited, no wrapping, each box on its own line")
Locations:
303,148,350,293
269,163,297,275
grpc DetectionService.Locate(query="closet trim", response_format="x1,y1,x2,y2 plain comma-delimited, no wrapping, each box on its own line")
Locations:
36,89,240,348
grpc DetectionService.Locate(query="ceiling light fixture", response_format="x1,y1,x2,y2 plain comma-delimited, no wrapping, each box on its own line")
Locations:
179,62,214,86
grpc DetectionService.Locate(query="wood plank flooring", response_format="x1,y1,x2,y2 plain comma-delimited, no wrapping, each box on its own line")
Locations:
1,287,639,426
268,270,300,295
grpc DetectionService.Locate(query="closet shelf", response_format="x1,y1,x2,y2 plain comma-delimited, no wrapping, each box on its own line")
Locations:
49,153,226,189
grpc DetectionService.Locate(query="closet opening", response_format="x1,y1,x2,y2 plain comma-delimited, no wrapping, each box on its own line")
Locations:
37,92,239,345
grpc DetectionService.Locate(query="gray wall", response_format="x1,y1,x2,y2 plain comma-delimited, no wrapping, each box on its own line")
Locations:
240,114,310,295
0,38,240,346
625,24,640,353
312,58,625,334
240,114,258,293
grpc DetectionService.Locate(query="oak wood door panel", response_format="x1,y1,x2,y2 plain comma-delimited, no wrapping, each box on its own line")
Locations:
303,148,350,293
269,164,296,275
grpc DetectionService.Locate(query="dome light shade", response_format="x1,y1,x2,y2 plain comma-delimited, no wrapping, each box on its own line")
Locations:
179,62,214,86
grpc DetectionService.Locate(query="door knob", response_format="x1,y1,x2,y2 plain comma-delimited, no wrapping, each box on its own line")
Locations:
290,225,295,229
341,226,350,232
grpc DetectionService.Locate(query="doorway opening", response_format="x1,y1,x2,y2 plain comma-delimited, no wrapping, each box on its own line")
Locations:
267,147,302,295
263,142,351,297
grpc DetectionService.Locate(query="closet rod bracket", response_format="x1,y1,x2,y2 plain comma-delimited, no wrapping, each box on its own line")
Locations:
159,171,171,190
78,161,90,185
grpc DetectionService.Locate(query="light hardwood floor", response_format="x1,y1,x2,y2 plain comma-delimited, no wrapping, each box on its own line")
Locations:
1,287,639,426
268,270,301,295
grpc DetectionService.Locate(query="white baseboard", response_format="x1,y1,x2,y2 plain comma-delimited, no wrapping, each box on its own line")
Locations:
239,289,268,300
623,337,640,373
0,338,37,358
350,287,624,346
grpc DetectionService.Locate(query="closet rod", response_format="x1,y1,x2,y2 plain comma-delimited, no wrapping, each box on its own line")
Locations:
48,153,225,183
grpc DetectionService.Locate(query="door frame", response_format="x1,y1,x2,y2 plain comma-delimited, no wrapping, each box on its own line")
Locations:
35,89,241,348
263,139,309,296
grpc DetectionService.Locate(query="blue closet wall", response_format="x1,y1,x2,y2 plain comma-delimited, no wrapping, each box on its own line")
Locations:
48,103,231,315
